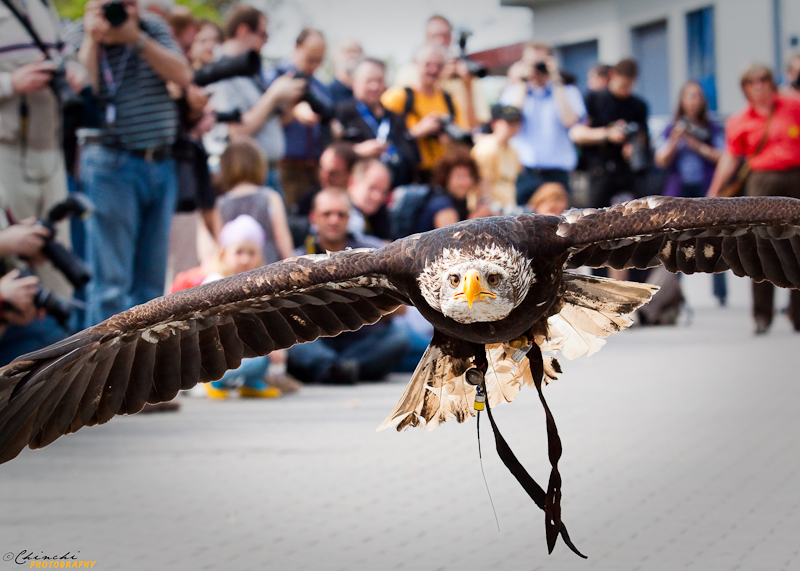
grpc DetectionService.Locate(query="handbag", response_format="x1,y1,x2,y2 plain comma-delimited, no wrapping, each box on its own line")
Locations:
719,105,774,197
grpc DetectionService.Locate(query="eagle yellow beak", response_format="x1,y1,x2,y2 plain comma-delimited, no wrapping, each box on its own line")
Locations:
458,269,495,308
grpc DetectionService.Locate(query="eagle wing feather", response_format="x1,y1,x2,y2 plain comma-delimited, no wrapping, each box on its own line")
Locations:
0,249,409,463
558,196,800,286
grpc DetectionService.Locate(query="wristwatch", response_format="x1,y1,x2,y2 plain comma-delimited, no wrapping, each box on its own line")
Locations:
133,32,148,55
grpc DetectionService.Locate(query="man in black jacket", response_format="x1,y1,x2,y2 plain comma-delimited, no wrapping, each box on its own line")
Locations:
336,58,419,187
569,58,650,209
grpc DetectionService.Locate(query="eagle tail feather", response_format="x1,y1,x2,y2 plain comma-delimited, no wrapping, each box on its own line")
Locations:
381,342,558,432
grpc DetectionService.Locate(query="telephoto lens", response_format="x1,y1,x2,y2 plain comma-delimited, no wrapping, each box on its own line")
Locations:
102,1,128,27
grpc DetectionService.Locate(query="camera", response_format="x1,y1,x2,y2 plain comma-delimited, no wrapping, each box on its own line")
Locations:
457,31,488,78
534,61,549,75
49,63,83,110
215,109,242,123
674,119,711,142
619,121,641,137
438,115,473,146
193,50,261,87
14,270,79,328
614,122,648,172
103,0,128,27
34,195,95,288
279,70,335,123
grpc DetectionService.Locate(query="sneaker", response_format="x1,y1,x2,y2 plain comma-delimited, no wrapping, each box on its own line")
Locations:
238,385,281,399
205,383,229,399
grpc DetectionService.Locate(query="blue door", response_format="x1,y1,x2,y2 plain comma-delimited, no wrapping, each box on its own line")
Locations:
687,7,717,111
632,21,670,116
557,40,599,95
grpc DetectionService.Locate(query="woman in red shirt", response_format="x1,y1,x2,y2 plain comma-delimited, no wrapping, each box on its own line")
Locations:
708,63,800,333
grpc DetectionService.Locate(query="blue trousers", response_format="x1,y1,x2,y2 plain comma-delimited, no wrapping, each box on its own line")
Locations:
287,322,410,382
79,145,177,327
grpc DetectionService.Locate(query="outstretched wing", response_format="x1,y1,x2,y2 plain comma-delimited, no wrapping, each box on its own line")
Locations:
557,196,800,288
0,249,410,463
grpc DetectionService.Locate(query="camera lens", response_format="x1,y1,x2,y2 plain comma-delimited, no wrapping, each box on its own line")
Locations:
103,0,128,27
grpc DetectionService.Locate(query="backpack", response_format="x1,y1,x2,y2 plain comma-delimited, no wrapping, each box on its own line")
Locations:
403,86,456,121
388,184,434,239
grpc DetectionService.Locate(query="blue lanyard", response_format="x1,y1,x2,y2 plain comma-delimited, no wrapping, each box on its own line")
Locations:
100,46,131,101
355,101,390,139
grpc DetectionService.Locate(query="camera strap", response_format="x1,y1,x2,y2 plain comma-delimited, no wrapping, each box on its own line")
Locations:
0,0,59,59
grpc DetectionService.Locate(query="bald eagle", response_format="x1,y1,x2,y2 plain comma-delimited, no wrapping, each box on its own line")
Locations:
3,196,800,555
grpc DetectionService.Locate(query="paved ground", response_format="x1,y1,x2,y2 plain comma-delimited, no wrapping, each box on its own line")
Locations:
1,272,799,571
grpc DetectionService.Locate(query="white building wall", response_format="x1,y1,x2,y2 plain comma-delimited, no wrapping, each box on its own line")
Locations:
779,0,800,75
516,0,780,116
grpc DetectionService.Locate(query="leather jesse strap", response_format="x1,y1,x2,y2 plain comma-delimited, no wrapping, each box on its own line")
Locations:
482,343,586,559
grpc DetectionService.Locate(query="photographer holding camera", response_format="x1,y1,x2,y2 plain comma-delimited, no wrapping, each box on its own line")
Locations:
263,28,335,208
66,0,193,327
499,41,586,206
0,215,48,361
569,58,650,209
205,5,306,193
382,43,474,183
0,0,87,302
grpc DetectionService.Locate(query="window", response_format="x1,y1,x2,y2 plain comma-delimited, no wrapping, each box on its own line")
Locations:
686,7,717,111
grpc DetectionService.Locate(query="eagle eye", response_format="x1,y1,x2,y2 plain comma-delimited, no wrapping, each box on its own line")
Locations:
487,273,501,287
449,274,460,287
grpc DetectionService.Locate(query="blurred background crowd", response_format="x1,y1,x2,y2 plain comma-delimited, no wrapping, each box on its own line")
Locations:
2,0,800,403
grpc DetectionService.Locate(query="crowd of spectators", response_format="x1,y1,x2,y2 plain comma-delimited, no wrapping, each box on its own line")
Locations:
3,0,800,399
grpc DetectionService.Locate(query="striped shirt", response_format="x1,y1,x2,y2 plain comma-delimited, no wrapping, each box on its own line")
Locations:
65,14,179,150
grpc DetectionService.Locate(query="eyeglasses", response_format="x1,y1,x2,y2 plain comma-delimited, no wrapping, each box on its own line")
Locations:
744,76,770,85
318,210,348,219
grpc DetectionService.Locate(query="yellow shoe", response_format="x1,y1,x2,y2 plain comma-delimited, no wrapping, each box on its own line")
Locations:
238,385,281,399
205,383,229,400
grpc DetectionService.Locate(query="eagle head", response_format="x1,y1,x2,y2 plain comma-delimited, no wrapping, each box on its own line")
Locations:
417,245,536,324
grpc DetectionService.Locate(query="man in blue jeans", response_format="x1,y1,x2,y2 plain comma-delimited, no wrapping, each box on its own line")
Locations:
67,0,192,327
287,188,410,384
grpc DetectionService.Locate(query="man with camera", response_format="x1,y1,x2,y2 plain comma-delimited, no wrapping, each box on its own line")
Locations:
0,214,63,364
205,5,306,193
66,0,193,327
393,15,489,128
381,43,472,183
0,0,87,301
264,28,334,208
499,41,586,206
336,58,419,188
569,58,650,209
